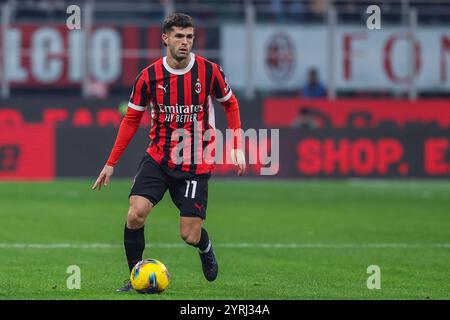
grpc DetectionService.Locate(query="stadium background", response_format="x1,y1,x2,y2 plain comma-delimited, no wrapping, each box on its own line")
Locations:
0,0,449,300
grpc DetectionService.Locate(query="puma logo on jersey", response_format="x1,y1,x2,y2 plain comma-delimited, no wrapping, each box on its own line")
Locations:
158,84,168,93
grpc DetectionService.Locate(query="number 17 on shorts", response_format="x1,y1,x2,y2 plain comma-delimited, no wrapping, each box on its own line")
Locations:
184,180,197,199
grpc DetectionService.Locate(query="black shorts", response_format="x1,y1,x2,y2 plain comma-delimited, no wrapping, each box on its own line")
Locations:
129,153,211,220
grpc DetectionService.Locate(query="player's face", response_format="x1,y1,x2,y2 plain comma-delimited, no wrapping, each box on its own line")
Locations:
163,27,194,61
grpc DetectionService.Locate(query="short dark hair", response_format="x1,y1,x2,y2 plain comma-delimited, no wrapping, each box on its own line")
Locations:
162,13,194,34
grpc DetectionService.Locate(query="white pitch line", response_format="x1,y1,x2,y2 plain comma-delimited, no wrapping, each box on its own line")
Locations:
0,243,448,249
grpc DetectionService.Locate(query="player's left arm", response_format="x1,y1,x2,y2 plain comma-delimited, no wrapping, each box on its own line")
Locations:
212,64,245,176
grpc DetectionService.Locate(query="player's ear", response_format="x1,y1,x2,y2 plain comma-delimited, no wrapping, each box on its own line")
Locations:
162,33,168,47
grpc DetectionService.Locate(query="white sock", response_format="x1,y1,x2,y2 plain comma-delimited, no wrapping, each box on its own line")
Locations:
199,241,211,254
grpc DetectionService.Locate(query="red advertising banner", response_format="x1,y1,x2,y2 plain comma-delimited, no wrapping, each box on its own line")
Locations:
55,127,450,179
280,129,450,178
0,125,55,180
263,99,450,129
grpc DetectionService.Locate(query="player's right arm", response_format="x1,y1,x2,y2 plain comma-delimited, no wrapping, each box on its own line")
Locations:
92,71,150,191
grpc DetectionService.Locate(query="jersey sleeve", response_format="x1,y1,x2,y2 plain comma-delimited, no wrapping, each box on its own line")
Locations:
105,107,145,167
211,64,242,149
212,64,233,102
128,71,151,111
105,70,149,167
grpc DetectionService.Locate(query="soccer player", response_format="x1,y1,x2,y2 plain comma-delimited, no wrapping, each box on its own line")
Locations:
91,13,245,292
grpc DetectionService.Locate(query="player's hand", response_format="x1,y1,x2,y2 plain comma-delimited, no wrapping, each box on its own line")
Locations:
91,165,114,191
231,149,246,176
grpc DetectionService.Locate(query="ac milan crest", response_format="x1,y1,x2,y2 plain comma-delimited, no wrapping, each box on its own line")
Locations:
195,79,202,94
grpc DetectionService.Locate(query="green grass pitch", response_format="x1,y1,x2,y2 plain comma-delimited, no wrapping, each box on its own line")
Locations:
0,179,449,299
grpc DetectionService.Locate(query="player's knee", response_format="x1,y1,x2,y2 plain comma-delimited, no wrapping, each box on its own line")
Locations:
180,229,201,246
127,196,152,228
127,206,147,228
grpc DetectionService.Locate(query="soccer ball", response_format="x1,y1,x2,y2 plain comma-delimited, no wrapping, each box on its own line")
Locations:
130,259,170,294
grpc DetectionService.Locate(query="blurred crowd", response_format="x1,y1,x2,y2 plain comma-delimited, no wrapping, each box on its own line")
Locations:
0,0,449,24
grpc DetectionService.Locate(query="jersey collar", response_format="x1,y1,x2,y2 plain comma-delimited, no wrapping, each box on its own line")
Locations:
163,52,196,75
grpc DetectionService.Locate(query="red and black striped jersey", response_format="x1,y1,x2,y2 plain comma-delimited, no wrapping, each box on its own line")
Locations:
122,52,239,175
